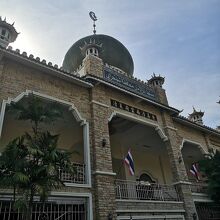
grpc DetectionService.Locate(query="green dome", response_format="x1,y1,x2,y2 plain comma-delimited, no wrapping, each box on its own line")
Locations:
62,34,134,75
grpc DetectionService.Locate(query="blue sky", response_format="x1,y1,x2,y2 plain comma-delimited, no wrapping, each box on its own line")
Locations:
1,0,220,128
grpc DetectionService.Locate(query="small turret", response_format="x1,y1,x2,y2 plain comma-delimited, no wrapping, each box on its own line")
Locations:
147,73,168,105
188,107,204,125
80,39,102,58
0,17,18,48
216,126,220,132
148,73,165,88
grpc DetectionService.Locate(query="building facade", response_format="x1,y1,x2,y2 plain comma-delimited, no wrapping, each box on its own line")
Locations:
0,17,220,220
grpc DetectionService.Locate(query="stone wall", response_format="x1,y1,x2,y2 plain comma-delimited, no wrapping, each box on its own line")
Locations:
2,52,220,220
0,57,97,217
116,201,185,220
116,200,184,210
174,122,209,151
0,59,91,119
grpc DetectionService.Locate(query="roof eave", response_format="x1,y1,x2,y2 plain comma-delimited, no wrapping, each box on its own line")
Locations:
85,75,180,114
0,47,93,88
173,116,220,137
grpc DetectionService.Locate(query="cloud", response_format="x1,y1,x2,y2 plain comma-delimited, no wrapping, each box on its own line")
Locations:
0,0,219,128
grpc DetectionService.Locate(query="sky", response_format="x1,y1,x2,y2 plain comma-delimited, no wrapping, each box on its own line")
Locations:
1,0,220,128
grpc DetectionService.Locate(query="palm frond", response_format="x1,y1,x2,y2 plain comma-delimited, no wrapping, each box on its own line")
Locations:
13,172,29,184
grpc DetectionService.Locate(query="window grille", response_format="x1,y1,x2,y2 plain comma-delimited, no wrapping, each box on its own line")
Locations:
0,199,87,220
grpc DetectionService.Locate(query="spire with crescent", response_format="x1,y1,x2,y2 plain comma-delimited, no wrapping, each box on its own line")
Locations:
89,11,97,34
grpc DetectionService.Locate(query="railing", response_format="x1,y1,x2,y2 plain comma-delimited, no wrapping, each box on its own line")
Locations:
191,182,208,194
115,179,180,201
59,163,85,184
0,200,87,220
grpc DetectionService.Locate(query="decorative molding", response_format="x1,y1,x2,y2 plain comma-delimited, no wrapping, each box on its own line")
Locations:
85,75,180,114
172,181,192,186
50,191,92,198
93,171,117,176
108,111,168,142
103,67,157,100
116,209,185,213
115,199,183,204
108,111,157,126
91,100,109,108
155,127,168,142
111,99,157,122
164,126,177,131
0,90,92,187
180,138,208,154
64,183,91,188
117,215,185,220
192,194,212,203
0,90,86,137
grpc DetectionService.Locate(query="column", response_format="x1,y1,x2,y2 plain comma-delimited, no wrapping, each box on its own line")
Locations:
90,85,116,220
162,111,198,220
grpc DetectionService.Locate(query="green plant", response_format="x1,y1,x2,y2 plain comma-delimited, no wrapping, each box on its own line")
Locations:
0,97,75,220
199,149,220,204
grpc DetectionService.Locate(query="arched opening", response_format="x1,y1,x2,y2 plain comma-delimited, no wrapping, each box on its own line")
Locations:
181,141,205,181
86,47,99,57
109,116,171,184
0,92,90,185
181,141,207,193
109,114,179,201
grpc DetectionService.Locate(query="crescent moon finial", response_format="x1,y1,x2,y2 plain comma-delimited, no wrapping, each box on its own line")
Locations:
89,11,97,34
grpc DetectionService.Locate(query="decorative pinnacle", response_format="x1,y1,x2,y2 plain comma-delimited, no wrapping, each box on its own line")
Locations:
79,38,102,56
0,16,19,47
189,106,204,117
89,11,97,35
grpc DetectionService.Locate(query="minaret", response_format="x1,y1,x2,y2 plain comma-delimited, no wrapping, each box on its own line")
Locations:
188,107,204,125
148,73,165,88
81,38,103,77
0,17,18,48
148,73,168,105
78,11,103,78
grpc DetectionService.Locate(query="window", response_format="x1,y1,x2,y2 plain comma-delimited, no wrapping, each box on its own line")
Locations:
1,29,6,36
0,29,9,41
139,173,155,183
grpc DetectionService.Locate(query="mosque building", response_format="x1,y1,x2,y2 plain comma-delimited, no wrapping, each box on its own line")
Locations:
0,14,220,220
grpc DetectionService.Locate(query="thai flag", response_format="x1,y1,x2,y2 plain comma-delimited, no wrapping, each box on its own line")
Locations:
190,163,200,181
124,149,135,176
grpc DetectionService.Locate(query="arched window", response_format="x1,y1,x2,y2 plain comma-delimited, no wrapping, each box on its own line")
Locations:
139,173,155,183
